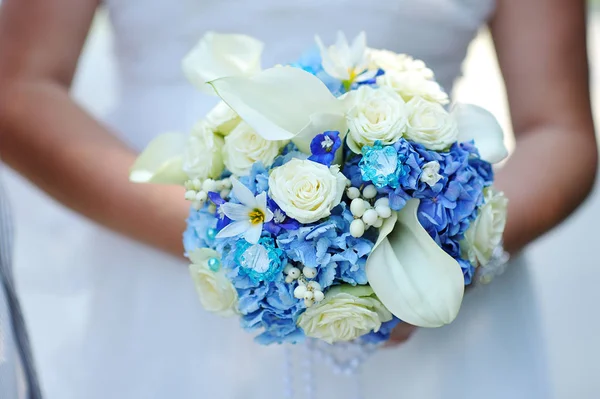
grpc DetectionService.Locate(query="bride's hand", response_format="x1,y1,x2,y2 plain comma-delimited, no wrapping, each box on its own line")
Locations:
386,323,417,346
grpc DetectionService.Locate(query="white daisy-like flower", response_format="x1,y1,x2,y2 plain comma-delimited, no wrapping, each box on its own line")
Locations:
315,31,378,86
216,179,273,244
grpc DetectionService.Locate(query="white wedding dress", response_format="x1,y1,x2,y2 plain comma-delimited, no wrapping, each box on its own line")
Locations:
12,0,550,398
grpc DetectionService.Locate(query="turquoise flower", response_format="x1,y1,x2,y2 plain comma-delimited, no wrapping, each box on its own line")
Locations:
235,237,286,284
359,142,404,189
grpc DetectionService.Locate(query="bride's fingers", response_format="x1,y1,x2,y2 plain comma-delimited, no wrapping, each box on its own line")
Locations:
386,323,417,346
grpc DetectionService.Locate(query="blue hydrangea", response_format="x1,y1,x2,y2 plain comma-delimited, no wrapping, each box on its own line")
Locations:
271,142,307,169
458,258,476,285
277,205,376,290
238,163,269,195
360,316,402,344
412,142,490,285
183,206,218,255
342,152,365,188
214,234,304,344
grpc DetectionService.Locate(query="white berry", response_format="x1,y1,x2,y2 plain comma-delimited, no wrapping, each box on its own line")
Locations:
362,209,379,226
207,204,217,214
376,205,392,219
184,190,197,201
195,191,208,202
202,179,217,193
191,179,202,191
220,189,231,199
215,180,226,191
350,198,367,217
313,290,325,302
288,267,301,279
347,187,361,200
304,291,314,300
303,267,317,279
372,218,384,228
304,298,315,307
285,276,294,284
294,285,307,299
350,219,366,238
284,264,293,274
362,184,377,199
374,197,390,208
307,281,321,291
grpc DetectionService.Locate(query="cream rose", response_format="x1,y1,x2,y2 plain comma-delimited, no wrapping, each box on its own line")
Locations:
297,285,393,344
205,101,241,136
377,70,449,105
183,121,225,180
268,159,346,224
345,85,408,154
223,122,284,176
188,248,238,317
461,188,508,266
404,96,458,151
368,49,434,80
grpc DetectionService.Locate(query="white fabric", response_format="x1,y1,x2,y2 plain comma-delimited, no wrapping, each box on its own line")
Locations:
24,0,551,397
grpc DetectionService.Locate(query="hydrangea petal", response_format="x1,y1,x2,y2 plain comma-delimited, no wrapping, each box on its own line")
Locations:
209,66,346,152
182,32,264,94
453,104,508,164
129,132,188,184
366,199,465,328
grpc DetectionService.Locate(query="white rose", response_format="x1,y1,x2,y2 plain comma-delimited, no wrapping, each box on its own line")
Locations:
223,122,285,176
183,121,225,180
377,70,449,105
368,49,434,80
205,101,241,136
188,248,238,317
404,96,458,151
268,159,346,224
461,188,508,266
345,85,408,154
297,285,393,344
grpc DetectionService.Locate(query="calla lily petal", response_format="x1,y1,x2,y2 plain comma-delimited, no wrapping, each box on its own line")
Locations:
182,32,264,94
129,132,188,185
366,199,465,328
453,103,508,164
209,66,346,150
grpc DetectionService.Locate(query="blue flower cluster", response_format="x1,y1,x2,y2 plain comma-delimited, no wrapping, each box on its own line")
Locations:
277,204,376,290
215,234,306,345
183,207,218,255
352,139,494,284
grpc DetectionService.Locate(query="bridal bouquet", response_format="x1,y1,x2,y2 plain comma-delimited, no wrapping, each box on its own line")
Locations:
130,32,509,345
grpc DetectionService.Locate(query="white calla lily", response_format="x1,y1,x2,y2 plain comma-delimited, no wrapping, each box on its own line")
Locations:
453,104,508,164
365,199,465,328
209,66,347,153
182,32,264,94
129,132,188,184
